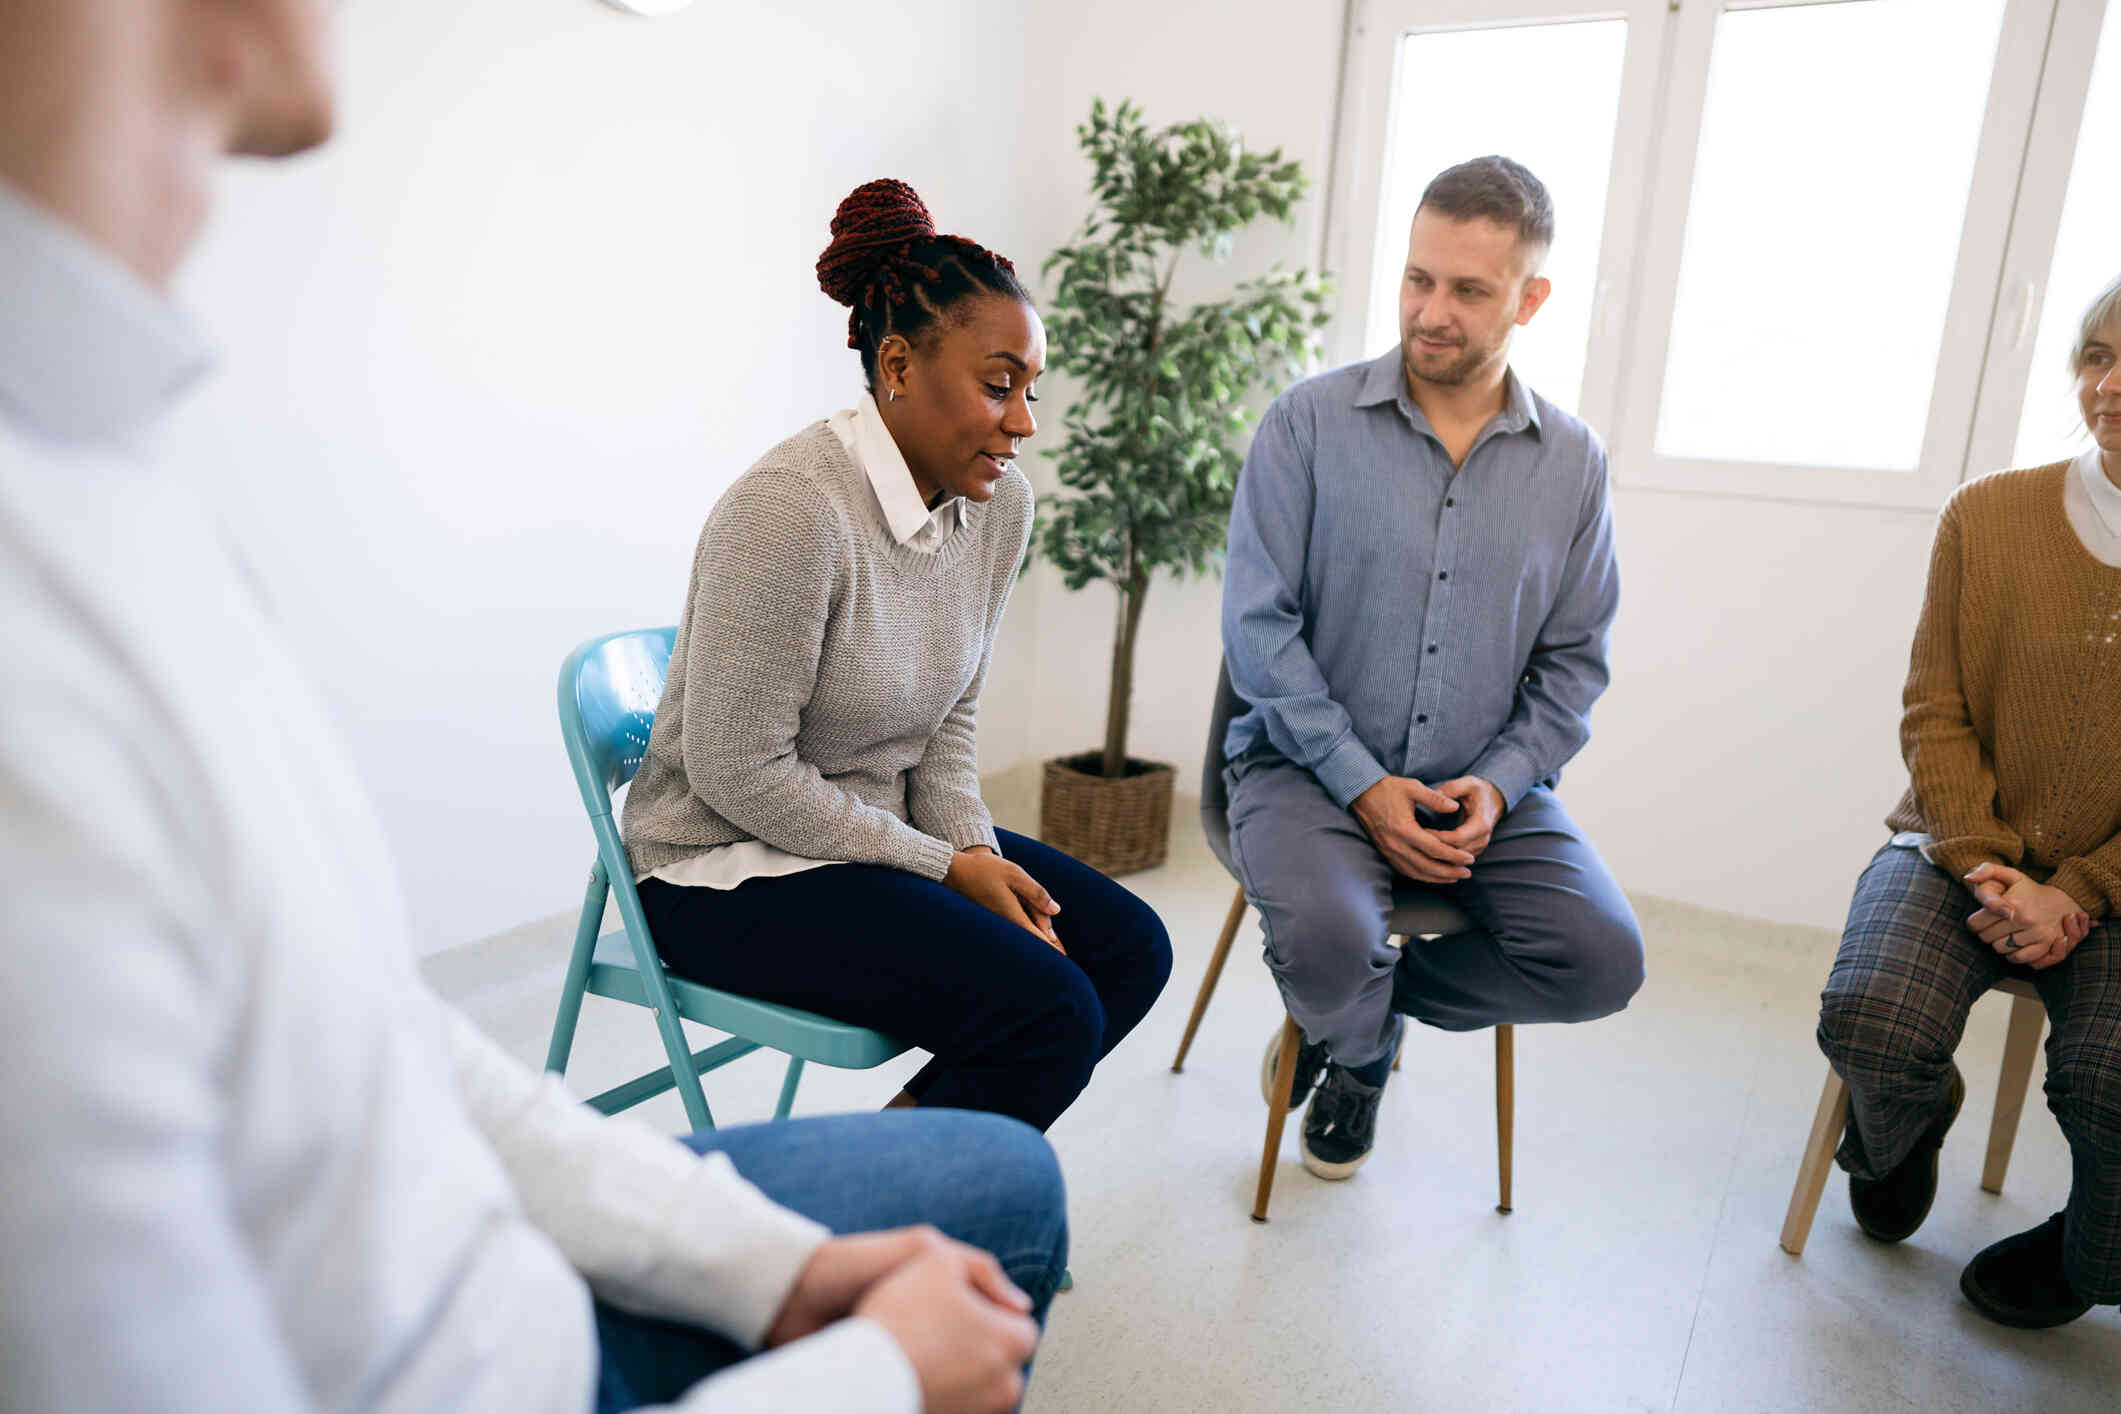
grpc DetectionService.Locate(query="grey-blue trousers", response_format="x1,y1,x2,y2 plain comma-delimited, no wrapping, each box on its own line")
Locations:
1226,753,1645,1068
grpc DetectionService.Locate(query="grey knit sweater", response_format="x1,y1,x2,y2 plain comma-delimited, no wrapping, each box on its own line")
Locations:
621,421,1033,883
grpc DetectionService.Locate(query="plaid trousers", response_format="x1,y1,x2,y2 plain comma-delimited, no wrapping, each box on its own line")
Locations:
1817,840,2121,1302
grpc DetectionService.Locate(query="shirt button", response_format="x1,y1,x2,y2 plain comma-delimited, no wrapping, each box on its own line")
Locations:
1417,714,1429,724
1427,644,1438,654
1445,497,1455,507
1437,572,1448,581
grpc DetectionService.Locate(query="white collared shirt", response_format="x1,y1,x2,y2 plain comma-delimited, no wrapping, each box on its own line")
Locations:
646,393,959,890
830,390,964,551
2065,445,2121,567
0,182,913,1414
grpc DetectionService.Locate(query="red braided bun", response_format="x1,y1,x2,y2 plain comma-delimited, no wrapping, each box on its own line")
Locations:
816,179,936,309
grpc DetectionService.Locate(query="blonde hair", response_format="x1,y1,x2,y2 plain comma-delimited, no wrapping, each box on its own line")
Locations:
2072,273,2121,373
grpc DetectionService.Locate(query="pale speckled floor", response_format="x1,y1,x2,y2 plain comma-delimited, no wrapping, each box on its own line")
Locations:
428,771,2119,1412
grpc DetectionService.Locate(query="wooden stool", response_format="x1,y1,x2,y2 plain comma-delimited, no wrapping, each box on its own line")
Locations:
1183,663,1515,1222
1172,880,1515,1223
1779,976,2046,1256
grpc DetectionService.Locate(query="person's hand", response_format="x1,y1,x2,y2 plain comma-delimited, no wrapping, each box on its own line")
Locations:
1432,777,1505,859
1964,862,2091,970
1350,776,1475,884
766,1229,942,1347
945,847,1063,953
854,1228,1040,1414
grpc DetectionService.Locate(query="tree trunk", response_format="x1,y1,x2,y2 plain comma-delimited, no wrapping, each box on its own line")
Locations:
1100,562,1150,778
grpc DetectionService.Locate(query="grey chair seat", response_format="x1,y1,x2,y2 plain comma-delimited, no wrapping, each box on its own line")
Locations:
1201,663,1472,940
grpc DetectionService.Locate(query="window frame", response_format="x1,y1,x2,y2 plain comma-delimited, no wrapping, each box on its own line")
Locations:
1321,0,1674,438
1963,0,2112,478
1324,0,2108,511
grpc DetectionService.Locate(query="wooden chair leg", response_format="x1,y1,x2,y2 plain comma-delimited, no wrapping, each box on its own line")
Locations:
1781,1066,1851,1256
1983,991,2047,1195
1173,886,1248,1072
1495,1024,1514,1214
1252,1013,1303,1222
1391,937,1407,1072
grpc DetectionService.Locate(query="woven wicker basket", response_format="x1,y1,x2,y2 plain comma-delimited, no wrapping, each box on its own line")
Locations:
1039,752,1176,876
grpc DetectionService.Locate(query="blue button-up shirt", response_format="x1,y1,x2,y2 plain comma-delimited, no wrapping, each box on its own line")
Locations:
1221,348,1619,812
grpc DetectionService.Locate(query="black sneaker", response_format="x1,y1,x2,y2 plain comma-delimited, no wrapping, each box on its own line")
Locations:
1849,1062,1964,1243
1960,1212,2095,1328
1300,1064,1384,1180
1260,1025,1330,1111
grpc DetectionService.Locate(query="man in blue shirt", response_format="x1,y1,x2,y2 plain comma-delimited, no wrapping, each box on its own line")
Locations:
1221,156,1643,1179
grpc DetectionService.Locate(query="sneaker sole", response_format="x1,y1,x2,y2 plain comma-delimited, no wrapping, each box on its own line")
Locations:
1299,1137,1371,1181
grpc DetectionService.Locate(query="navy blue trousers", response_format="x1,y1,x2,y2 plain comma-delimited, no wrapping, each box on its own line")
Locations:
638,828,1172,1132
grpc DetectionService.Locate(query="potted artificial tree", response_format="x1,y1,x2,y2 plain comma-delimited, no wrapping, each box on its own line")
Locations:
1035,99,1329,874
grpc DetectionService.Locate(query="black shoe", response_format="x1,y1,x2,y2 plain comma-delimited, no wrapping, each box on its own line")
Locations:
1849,1063,1964,1243
1960,1212,2095,1329
1300,1064,1384,1180
1260,1026,1330,1111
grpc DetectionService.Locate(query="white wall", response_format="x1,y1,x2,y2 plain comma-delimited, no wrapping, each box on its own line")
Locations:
984,0,1938,932
162,0,1941,950
163,0,1033,952
982,0,1350,789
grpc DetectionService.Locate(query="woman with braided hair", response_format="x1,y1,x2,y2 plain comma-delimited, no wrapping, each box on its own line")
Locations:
622,179,1172,1133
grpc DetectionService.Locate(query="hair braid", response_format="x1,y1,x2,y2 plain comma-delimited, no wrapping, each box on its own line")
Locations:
816,180,1028,385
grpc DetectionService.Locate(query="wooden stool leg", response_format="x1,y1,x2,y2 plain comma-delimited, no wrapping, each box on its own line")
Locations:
1173,885,1248,1073
1252,1013,1303,1222
1495,1024,1514,1215
1781,1067,1851,1256
1983,991,2047,1195
1391,936,1407,1072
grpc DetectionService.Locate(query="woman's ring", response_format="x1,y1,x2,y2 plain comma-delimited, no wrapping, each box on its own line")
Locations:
2004,933,2024,952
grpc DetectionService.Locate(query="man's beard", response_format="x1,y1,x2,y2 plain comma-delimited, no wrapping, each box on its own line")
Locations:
1402,330,1498,387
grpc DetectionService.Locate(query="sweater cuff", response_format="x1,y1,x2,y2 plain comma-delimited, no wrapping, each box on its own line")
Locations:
1314,734,1389,811
660,1152,831,1348
1919,834,2019,886
892,829,958,884
2049,858,2116,922
676,1317,920,1414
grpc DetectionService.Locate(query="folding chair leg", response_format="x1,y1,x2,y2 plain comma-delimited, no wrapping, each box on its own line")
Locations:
1252,1014,1303,1222
1173,885,1248,1072
1781,1066,1851,1256
545,862,609,1077
773,1056,806,1120
1983,991,2047,1195
1495,1024,1514,1215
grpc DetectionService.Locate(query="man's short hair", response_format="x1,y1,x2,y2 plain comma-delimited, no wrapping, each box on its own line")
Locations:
1418,156,1554,265
2072,273,2121,374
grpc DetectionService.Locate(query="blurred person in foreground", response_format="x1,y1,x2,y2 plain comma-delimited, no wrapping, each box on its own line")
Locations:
0,4,1064,1410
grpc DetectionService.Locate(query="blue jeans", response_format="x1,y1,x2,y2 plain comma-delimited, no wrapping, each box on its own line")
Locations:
594,1109,1068,1411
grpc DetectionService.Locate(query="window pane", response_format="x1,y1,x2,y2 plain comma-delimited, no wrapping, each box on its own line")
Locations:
1360,19,1628,419
2012,3,2121,469
1654,0,2006,471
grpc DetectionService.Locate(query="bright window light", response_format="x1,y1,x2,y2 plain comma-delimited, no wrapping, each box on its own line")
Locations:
1361,19,1629,419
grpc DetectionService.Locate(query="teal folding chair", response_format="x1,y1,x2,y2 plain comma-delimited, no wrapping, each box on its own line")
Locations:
545,627,910,1130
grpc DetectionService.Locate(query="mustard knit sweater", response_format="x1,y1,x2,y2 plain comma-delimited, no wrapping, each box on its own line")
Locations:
1886,461,2121,918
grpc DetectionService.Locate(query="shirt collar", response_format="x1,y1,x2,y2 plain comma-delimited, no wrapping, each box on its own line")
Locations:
1352,347,1543,442
845,391,959,545
2075,445,2121,539
0,182,212,446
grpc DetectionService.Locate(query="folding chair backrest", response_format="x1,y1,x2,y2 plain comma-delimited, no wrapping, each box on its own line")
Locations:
557,627,676,820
